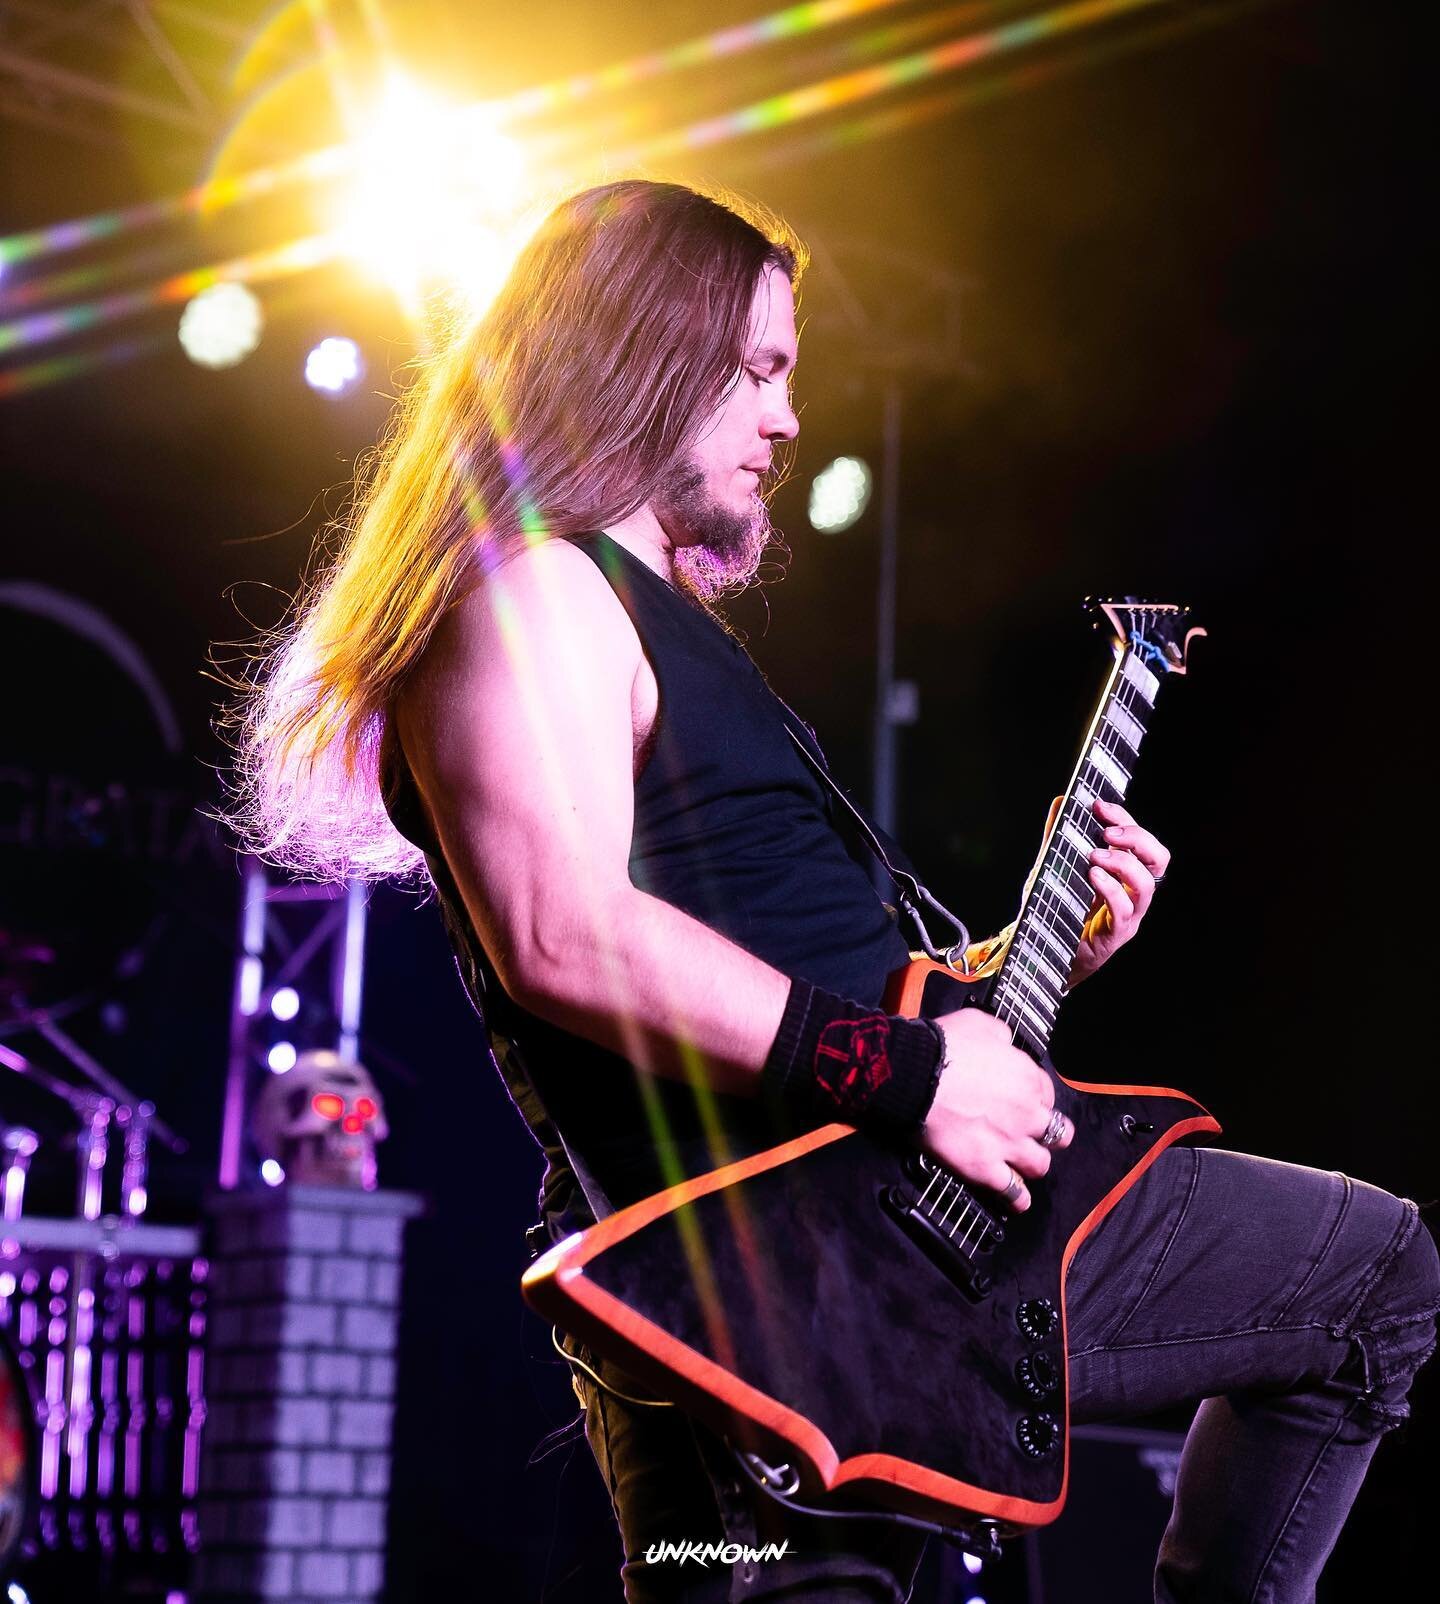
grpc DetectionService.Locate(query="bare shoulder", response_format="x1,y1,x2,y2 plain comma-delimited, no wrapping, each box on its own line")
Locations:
446,538,636,661
408,537,637,694
395,537,644,773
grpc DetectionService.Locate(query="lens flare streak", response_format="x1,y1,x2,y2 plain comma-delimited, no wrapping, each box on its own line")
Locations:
0,0,907,275
0,235,335,358
632,0,1164,158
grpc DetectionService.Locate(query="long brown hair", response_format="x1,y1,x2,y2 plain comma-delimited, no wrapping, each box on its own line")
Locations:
226,179,806,881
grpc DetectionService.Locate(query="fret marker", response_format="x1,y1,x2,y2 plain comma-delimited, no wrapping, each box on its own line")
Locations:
1061,818,1095,859
1104,702,1144,754
1015,936,1068,995
1087,746,1130,795
1029,917,1075,969
997,979,1054,1041
1123,652,1160,706
1041,870,1091,924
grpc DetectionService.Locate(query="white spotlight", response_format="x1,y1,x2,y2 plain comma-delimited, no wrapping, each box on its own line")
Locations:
270,986,301,1021
178,282,263,369
267,1041,297,1074
305,336,363,396
333,74,531,317
259,1159,285,1187
808,455,872,533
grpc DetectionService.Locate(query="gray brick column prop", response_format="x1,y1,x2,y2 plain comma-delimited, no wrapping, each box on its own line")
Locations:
195,1184,425,1604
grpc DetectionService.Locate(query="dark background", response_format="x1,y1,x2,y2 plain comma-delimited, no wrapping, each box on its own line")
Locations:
1,0,1432,1597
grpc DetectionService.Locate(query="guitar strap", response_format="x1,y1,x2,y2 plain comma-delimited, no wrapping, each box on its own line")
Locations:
553,1123,616,1223
781,726,974,971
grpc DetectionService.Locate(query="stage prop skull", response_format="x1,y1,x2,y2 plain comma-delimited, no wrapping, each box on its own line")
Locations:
252,1050,388,1189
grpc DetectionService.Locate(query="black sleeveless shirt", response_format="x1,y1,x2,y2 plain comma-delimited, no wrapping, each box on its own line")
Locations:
381,532,912,1236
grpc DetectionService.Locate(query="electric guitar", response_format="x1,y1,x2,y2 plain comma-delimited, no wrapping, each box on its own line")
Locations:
523,599,1214,1544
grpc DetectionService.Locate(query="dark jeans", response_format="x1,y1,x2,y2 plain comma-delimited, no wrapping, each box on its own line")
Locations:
561,1148,1439,1602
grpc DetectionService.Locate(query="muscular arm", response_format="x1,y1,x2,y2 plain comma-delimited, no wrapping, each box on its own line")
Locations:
394,539,789,1096
396,538,1064,1207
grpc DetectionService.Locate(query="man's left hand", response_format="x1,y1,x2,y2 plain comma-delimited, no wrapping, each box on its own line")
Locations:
1068,798,1171,986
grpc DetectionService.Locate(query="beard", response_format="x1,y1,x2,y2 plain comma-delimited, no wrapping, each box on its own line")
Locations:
653,458,777,602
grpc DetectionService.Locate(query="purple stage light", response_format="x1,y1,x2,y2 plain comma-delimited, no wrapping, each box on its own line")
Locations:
270,985,300,1020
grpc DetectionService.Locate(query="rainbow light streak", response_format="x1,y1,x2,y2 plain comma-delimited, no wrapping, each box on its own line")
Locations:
0,234,336,357
1,241,212,314
505,0,906,118
0,334,166,400
508,0,1009,172
746,0,1270,172
0,0,903,274
0,0,1172,371
0,145,351,273
628,0,1166,159
466,433,755,1365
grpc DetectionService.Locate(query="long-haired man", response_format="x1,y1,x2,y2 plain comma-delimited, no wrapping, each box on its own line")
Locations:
233,179,1436,1602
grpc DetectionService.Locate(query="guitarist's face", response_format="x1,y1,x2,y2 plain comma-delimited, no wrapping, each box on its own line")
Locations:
661,264,800,597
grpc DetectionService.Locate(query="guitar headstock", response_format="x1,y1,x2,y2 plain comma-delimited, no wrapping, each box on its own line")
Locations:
1087,596,1206,676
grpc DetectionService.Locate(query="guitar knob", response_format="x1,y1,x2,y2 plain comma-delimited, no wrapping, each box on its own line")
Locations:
1015,1351,1060,1399
1016,1413,1060,1459
1016,1298,1058,1341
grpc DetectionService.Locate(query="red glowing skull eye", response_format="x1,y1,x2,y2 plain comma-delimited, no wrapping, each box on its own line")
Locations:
312,1092,345,1121
355,1096,377,1122
341,1114,364,1134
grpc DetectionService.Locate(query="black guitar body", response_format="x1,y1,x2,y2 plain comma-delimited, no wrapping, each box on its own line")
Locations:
525,1073,1216,1532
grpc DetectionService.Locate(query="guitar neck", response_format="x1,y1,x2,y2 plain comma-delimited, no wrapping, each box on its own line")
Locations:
988,643,1164,1058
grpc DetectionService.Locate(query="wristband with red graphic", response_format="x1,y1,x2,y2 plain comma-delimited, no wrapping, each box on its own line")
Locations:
761,977,945,1136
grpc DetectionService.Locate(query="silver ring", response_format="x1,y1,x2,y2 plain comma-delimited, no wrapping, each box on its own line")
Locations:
1000,1168,1024,1202
1040,1109,1068,1149
1152,871,1167,886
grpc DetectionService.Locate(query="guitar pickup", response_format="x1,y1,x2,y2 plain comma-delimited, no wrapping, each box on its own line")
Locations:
881,1183,998,1301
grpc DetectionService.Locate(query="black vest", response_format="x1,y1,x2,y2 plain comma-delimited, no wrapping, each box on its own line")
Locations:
382,533,912,1235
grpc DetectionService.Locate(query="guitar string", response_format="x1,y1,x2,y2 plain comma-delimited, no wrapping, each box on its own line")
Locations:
919,663,1156,1246
996,671,1150,1032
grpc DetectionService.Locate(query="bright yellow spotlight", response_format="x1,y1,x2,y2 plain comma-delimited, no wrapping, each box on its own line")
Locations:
333,75,531,320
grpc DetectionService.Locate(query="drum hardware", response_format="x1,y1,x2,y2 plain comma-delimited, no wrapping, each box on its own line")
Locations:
0,1133,38,1226
0,1036,195,1594
0,1041,180,1223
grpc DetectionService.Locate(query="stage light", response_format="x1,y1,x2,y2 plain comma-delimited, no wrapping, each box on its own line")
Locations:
304,336,363,396
267,1041,297,1074
963,1552,984,1574
808,455,872,532
177,282,262,369
270,985,300,1020
332,74,531,317
260,1159,285,1187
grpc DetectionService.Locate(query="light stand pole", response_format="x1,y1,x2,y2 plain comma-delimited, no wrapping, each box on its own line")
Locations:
806,236,970,865
872,377,904,842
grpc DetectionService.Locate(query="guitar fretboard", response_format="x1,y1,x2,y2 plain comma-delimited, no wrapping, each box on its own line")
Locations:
989,644,1163,1058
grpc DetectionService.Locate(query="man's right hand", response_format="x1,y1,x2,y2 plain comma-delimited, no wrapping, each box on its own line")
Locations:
919,1010,1072,1212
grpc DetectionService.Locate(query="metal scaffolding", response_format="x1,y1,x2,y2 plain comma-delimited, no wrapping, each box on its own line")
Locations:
219,860,369,1190
0,0,247,149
